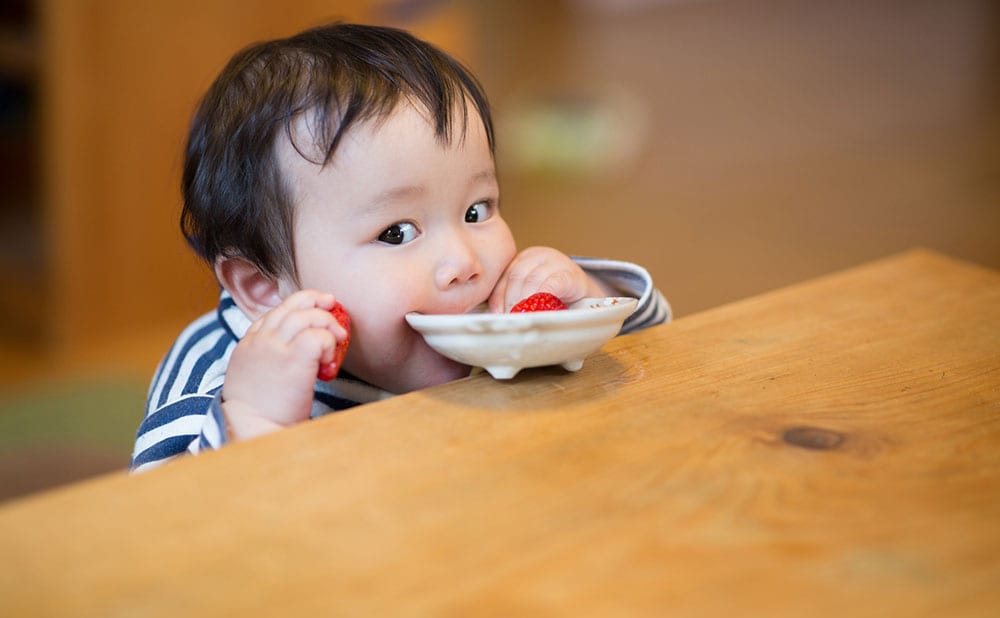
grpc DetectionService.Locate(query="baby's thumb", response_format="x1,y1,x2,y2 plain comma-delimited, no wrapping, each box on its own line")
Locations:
535,270,579,303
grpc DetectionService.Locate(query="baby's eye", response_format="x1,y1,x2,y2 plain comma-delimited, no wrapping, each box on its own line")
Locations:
377,222,419,245
464,201,494,223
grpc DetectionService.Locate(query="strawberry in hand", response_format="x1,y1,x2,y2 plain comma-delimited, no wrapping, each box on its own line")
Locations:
317,302,351,381
510,292,569,313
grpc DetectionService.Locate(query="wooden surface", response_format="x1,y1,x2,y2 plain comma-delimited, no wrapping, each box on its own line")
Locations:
1,249,998,617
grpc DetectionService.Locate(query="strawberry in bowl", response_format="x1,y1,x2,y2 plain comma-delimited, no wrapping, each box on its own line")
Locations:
510,292,568,313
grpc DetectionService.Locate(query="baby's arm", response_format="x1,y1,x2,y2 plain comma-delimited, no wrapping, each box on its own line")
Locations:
131,392,226,472
131,308,236,472
222,290,348,441
570,255,672,333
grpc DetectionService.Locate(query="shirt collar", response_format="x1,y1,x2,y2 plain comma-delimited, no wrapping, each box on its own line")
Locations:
217,289,253,340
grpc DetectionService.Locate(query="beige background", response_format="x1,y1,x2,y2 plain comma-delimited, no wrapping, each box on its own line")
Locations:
5,0,1000,372
0,0,998,496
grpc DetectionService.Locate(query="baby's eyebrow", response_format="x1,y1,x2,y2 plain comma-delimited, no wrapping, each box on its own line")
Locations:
374,184,425,204
366,184,427,213
366,169,498,212
470,169,497,184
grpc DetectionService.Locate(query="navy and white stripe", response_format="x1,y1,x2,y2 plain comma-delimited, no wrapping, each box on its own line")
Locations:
130,258,670,472
131,307,238,472
573,257,672,333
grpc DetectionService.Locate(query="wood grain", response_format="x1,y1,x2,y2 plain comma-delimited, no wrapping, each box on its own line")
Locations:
1,249,998,617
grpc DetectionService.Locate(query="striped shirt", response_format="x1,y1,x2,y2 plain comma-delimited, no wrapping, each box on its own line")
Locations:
130,258,671,472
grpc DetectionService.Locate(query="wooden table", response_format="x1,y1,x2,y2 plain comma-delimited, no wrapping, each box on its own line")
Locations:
2,249,998,617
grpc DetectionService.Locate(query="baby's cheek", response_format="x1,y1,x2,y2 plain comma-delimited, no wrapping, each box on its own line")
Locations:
494,235,517,273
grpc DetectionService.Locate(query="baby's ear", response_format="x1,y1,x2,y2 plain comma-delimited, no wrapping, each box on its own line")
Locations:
215,257,282,321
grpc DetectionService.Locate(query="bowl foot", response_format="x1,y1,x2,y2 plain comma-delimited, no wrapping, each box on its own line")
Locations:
561,359,584,372
485,366,521,380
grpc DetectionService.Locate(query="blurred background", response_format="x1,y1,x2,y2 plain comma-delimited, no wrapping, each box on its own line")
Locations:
1,0,998,501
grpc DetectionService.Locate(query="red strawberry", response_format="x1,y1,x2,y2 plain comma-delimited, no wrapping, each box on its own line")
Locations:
317,302,351,381
510,292,568,313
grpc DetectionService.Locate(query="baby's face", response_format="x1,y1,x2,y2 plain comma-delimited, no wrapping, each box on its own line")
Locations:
277,102,516,393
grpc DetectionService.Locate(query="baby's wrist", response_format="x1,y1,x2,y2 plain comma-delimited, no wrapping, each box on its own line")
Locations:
586,274,617,298
221,398,286,442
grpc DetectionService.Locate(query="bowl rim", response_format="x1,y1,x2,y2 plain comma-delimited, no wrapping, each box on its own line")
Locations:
404,296,638,332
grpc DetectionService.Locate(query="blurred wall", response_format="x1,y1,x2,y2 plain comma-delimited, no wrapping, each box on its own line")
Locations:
35,0,474,362
3,0,999,369
476,0,1000,316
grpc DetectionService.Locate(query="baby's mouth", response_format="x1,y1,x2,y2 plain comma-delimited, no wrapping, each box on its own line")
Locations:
418,299,489,317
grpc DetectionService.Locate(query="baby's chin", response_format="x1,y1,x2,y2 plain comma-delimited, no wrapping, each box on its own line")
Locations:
396,352,471,393
362,340,471,394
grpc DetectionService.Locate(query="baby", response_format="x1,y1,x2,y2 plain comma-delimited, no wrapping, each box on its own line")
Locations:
131,23,671,472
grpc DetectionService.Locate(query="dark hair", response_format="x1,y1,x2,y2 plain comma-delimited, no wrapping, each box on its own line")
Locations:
181,23,495,281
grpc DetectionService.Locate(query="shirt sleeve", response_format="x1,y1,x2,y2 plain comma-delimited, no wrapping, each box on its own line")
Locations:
130,390,229,473
573,256,672,334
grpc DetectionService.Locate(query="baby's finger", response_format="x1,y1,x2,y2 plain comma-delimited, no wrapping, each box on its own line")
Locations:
271,307,346,344
281,289,338,315
257,290,336,333
494,265,546,312
502,264,554,308
492,247,573,312
532,269,581,302
290,327,337,370
494,262,540,312
488,272,509,313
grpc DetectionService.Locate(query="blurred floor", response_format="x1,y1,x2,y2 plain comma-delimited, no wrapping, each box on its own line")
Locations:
2,0,999,502
0,332,170,502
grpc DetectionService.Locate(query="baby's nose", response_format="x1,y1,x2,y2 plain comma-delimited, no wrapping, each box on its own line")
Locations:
435,240,482,290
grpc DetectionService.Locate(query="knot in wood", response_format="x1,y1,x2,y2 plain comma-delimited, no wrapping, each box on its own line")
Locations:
782,426,845,450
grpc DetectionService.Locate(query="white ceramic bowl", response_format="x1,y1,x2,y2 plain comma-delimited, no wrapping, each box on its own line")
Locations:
405,297,638,379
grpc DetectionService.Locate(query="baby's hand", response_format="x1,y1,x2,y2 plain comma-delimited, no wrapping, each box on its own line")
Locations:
488,246,614,313
221,290,349,440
